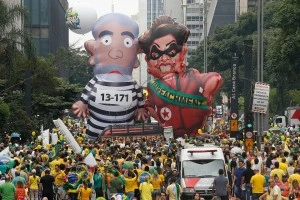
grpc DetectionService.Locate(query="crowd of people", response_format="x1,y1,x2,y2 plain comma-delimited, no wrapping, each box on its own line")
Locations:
0,117,299,200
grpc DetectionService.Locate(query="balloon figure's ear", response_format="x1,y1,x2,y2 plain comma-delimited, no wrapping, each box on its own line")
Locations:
133,57,140,69
84,40,96,66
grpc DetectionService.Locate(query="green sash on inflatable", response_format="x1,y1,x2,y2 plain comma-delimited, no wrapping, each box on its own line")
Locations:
148,80,210,110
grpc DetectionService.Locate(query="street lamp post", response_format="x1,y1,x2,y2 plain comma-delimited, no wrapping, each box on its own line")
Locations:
256,0,264,150
203,0,208,73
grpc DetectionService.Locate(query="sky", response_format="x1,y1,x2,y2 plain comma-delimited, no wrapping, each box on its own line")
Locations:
67,0,139,48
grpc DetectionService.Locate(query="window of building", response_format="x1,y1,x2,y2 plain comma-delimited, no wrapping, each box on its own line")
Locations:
31,0,40,26
187,16,200,21
40,38,49,56
187,0,195,4
187,24,200,29
33,38,40,54
190,32,200,37
187,41,199,46
31,28,40,38
40,0,49,26
40,28,49,38
24,0,30,26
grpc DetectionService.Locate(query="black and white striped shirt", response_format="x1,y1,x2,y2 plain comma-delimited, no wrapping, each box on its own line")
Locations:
80,76,144,141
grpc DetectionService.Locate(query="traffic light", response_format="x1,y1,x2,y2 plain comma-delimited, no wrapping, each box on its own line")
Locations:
245,112,254,139
245,112,254,130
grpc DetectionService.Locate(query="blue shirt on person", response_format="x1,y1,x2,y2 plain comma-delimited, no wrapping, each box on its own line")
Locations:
234,167,245,186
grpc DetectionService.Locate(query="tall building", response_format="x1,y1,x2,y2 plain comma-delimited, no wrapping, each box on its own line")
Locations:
207,0,236,36
185,0,205,51
3,0,24,50
136,0,164,87
239,0,256,15
24,0,69,56
164,0,183,25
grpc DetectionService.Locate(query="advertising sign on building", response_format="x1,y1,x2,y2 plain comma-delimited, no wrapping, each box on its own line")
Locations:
252,82,270,114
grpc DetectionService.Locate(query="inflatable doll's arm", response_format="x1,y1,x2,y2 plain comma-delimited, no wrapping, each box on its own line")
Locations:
199,72,223,106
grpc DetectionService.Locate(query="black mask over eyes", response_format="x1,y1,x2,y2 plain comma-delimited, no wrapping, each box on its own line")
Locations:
148,43,181,60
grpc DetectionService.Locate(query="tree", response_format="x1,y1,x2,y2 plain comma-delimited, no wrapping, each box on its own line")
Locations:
189,0,300,115
0,0,26,88
0,99,10,130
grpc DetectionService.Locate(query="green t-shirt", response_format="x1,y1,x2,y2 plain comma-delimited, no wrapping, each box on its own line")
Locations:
0,182,16,200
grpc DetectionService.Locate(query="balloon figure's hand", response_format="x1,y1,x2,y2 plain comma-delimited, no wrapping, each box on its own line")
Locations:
72,101,89,118
136,108,149,122
201,73,223,106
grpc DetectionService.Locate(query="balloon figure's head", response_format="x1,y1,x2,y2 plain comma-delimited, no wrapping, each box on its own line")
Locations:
85,13,140,80
139,16,190,79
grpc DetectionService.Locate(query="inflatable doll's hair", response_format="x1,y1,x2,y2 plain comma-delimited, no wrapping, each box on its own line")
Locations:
138,16,190,56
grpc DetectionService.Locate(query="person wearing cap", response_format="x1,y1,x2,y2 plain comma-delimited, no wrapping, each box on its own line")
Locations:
250,167,265,200
29,168,40,200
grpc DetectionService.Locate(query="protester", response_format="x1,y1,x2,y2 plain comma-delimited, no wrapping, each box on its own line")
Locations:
15,180,29,200
250,168,266,200
29,168,40,200
40,168,55,200
213,169,230,200
166,177,182,200
0,175,15,200
139,175,153,200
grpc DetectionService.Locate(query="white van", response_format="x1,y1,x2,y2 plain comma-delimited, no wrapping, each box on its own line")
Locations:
179,147,226,199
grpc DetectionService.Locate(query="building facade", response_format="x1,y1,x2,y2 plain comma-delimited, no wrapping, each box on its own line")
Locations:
207,0,235,36
24,0,68,56
136,0,165,87
239,0,256,15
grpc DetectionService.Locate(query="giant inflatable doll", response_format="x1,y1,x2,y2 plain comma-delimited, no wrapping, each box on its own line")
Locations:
139,16,223,138
72,13,148,141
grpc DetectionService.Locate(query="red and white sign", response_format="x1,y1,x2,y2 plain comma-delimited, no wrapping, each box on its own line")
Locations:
252,82,270,114
291,109,300,125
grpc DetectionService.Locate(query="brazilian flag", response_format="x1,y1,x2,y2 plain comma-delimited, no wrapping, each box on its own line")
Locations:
64,172,83,191
49,144,59,160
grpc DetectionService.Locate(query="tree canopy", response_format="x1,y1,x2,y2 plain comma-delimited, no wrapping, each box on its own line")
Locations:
189,0,300,115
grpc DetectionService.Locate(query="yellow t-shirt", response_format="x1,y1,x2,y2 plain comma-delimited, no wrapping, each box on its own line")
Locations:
166,183,182,200
124,176,138,193
54,170,66,186
250,174,265,193
79,187,92,200
41,154,49,162
288,173,300,184
50,160,60,171
270,168,285,181
159,174,165,183
139,182,154,200
29,175,40,189
279,163,288,173
151,176,162,190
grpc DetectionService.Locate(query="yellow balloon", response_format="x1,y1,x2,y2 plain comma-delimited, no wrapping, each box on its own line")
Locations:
143,89,148,97
198,129,202,134
32,131,36,136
